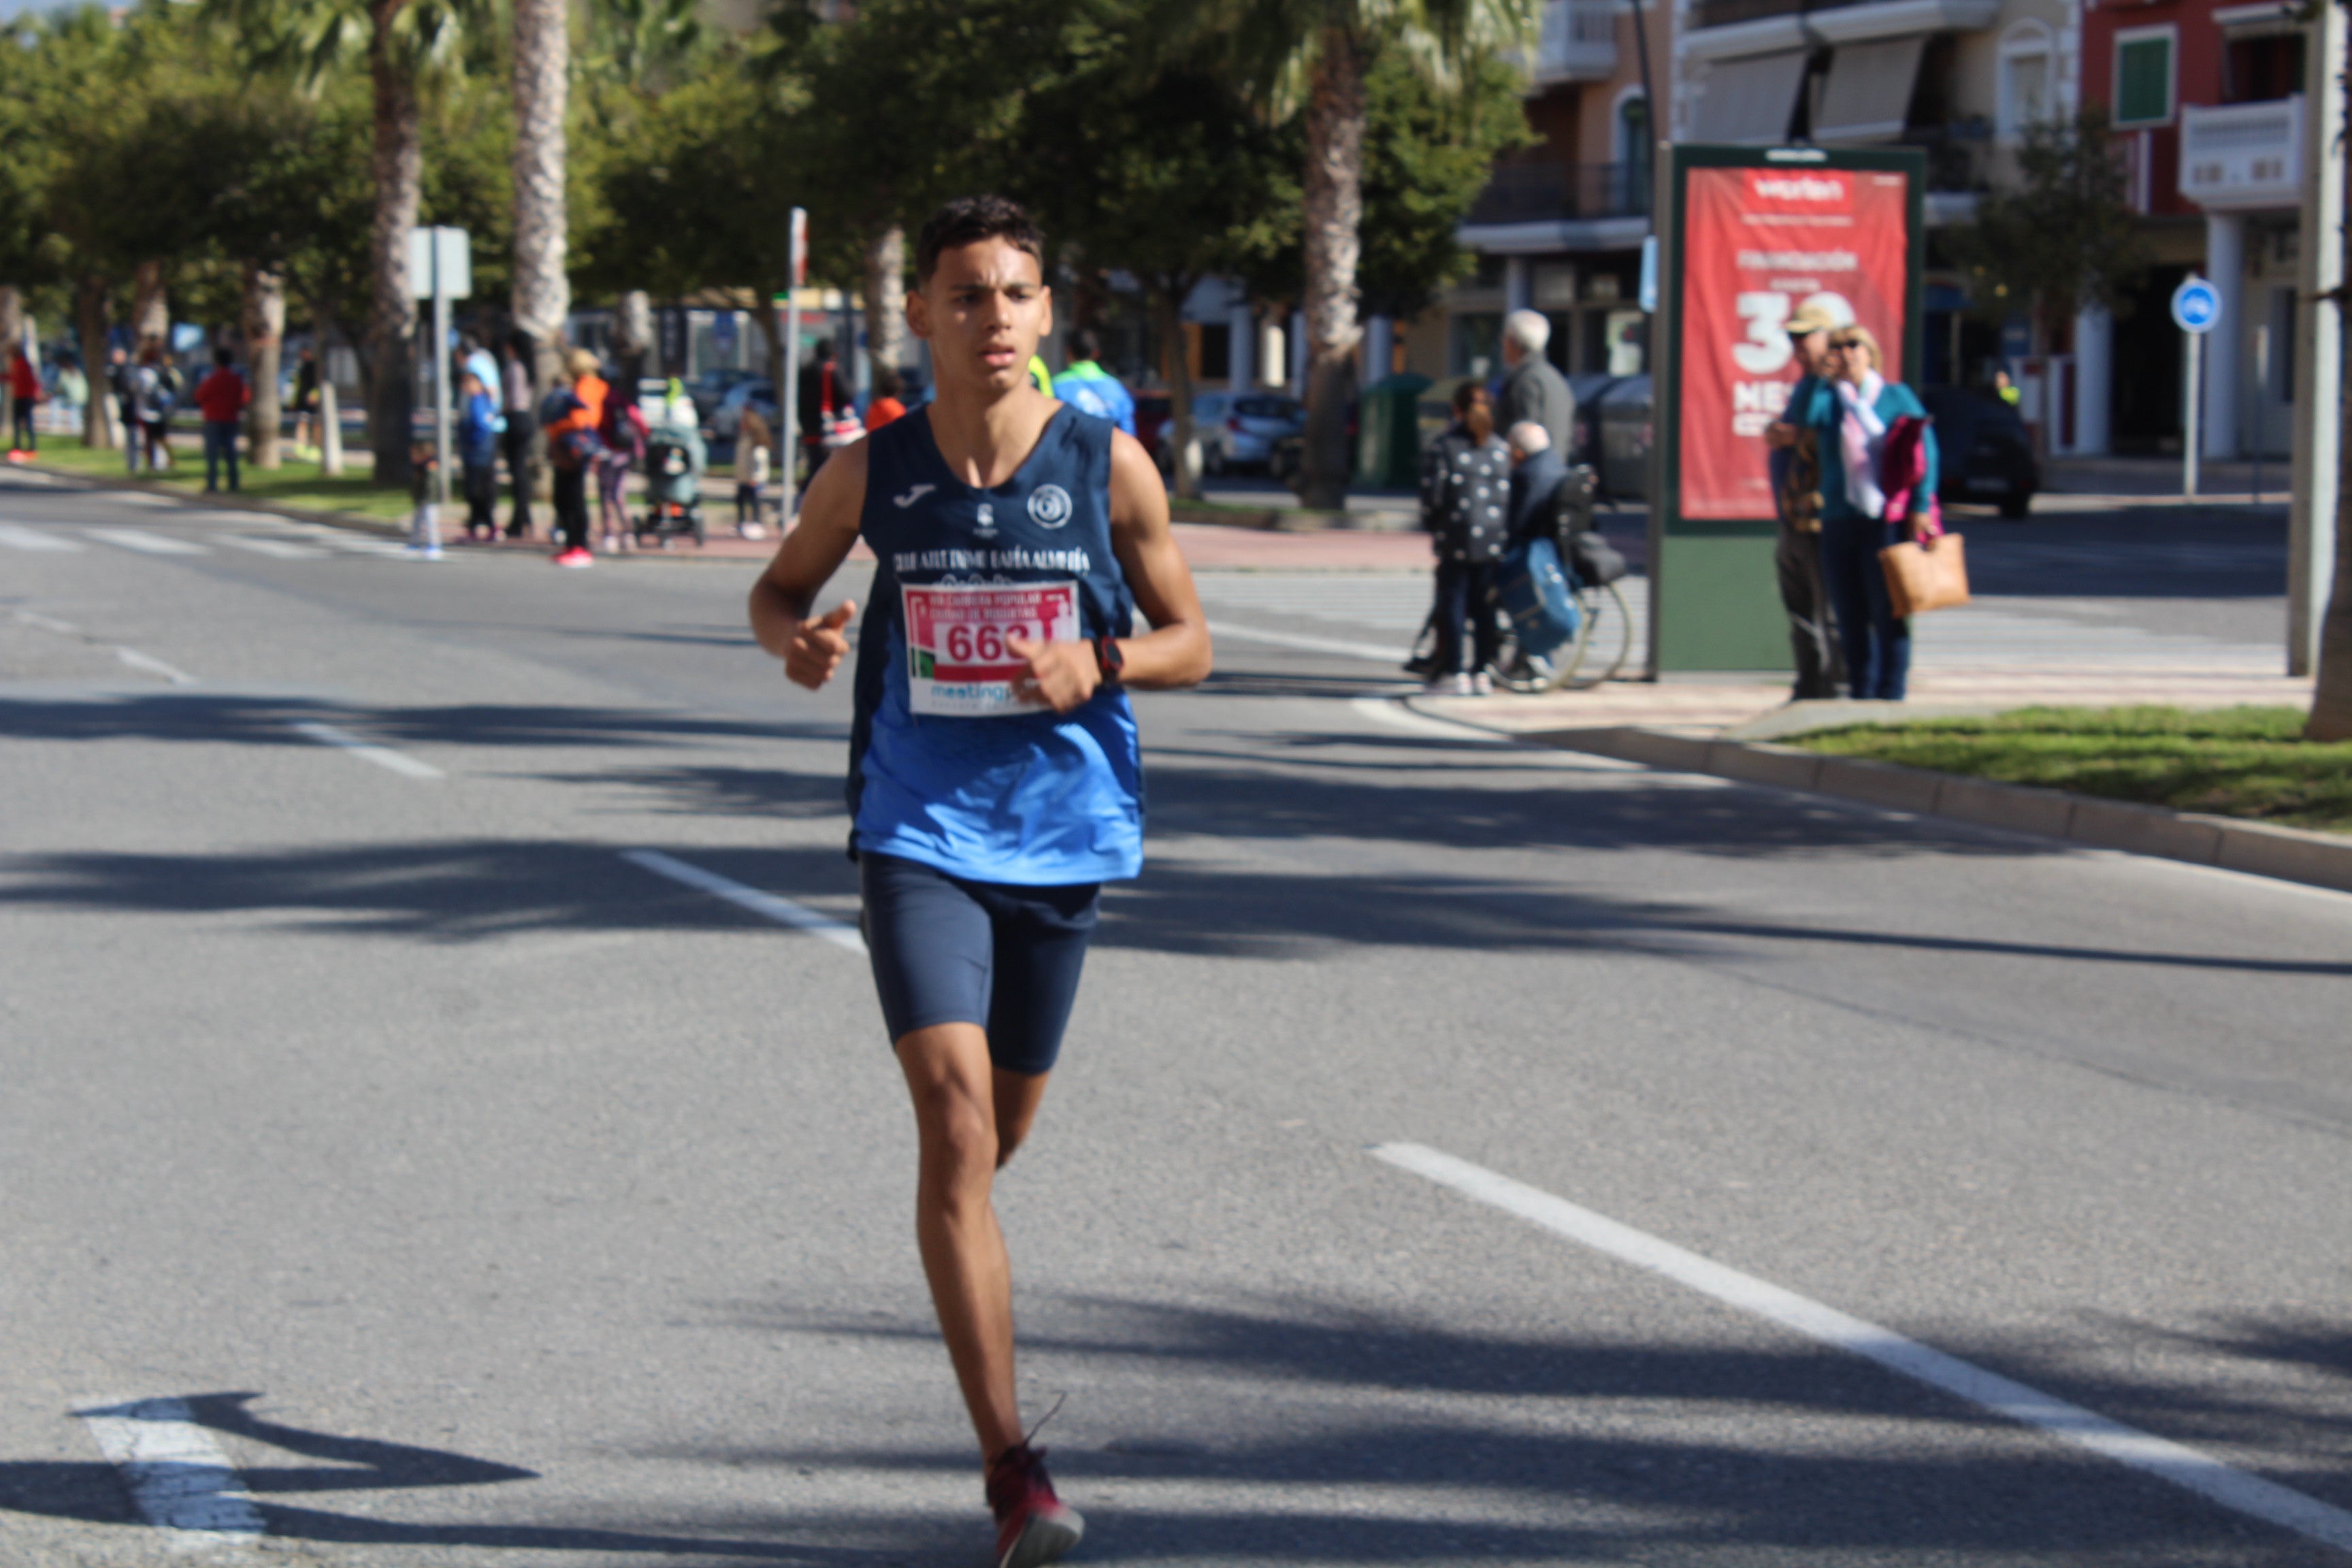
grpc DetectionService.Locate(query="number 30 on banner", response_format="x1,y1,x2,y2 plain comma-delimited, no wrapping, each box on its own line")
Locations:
1731,291,1855,374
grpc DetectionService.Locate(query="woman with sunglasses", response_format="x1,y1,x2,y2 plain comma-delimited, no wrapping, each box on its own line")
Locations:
1807,325,1936,702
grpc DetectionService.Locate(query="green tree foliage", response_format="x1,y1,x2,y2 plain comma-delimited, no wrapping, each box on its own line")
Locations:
1946,107,2149,346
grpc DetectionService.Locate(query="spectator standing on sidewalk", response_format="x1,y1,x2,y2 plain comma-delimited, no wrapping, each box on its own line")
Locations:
457,368,502,542
736,407,773,538
501,331,538,540
194,347,250,493
595,376,647,555
1806,324,1936,702
290,347,320,456
1050,328,1134,434
1763,304,1844,700
107,346,137,473
1497,310,1571,458
54,358,87,429
540,347,607,567
130,342,176,473
864,365,906,432
1419,380,1509,696
8,343,42,457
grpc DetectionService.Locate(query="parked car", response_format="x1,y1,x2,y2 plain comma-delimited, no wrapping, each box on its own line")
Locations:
1921,385,2038,517
688,367,760,426
1134,391,1173,459
1565,372,1619,470
1187,391,1303,474
711,378,779,440
1595,375,1652,502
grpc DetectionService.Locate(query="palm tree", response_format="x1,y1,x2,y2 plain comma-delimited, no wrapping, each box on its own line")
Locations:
512,0,570,413
207,0,488,489
1188,0,1537,508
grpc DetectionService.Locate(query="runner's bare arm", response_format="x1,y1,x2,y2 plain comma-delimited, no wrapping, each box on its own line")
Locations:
1007,429,1212,712
748,440,868,690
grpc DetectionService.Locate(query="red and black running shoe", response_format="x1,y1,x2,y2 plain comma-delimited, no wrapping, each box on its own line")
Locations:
986,1443,1083,1568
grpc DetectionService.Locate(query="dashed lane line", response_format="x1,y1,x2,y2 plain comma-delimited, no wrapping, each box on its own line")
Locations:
1374,1142,2352,1558
76,1396,266,1551
289,721,444,781
622,849,868,954
86,527,210,556
115,648,197,685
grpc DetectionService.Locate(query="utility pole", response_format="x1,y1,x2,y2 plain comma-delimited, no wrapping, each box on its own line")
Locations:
2288,0,2345,675
779,207,806,529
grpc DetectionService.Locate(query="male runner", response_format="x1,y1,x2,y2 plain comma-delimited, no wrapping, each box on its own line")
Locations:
747,194,1211,1568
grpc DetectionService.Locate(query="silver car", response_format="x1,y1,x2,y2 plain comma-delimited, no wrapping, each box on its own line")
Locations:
1191,392,1304,474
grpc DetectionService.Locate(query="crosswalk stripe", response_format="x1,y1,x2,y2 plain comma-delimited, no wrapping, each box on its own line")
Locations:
0,523,82,552
215,535,331,560
86,527,208,556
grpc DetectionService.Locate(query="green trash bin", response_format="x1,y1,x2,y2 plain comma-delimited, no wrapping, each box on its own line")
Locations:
1354,373,1431,489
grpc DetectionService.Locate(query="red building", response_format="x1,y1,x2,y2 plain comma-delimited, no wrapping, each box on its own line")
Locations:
2079,0,2306,456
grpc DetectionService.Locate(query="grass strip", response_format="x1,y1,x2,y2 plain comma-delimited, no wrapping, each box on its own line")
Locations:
1790,706,2352,834
28,441,414,524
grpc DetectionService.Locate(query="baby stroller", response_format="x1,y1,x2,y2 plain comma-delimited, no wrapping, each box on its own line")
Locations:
635,417,707,548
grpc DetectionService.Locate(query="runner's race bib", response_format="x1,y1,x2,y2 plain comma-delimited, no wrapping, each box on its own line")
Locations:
903,580,1080,717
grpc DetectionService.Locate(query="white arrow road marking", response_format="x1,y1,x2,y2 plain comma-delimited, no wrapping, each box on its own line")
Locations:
1373,1142,2352,1558
116,648,197,685
622,849,867,954
87,527,210,556
0,523,82,551
288,721,444,780
76,1396,265,1552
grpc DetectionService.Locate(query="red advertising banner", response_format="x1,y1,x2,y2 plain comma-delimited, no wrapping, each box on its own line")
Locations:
1677,166,1910,519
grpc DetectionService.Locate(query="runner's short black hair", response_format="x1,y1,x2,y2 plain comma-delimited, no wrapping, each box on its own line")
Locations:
1068,327,1102,363
916,195,1045,287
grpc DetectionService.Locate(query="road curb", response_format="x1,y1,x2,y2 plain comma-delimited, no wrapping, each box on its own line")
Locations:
22,461,407,540
1518,723,2352,896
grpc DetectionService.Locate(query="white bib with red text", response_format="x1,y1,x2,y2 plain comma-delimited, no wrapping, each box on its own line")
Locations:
902,579,1081,717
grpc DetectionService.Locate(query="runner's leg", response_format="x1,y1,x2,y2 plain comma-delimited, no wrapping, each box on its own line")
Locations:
896,1022,1027,1460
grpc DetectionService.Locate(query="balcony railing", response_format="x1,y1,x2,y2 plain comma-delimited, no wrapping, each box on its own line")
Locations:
1688,0,1872,31
1467,161,1654,226
2179,95,2304,211
1531,0,1618,83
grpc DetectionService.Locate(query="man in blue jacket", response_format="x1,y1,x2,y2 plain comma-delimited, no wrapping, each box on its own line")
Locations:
1049,328,1134,435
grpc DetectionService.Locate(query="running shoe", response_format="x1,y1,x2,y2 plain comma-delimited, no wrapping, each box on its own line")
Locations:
1421,673,1472,697
1471,671,1493,696
554,546,593,568
986,1443,1083,1568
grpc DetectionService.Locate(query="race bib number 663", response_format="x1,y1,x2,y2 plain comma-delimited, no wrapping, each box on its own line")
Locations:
904,580,1081,717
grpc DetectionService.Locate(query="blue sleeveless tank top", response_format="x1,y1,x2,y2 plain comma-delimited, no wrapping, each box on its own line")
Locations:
848,406,1143,885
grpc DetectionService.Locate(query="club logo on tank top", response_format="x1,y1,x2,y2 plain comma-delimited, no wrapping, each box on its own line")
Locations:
974,502,998,539
1027,483,1073,529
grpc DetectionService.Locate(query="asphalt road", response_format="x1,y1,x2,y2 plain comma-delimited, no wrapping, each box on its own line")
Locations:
3,472,2349,1568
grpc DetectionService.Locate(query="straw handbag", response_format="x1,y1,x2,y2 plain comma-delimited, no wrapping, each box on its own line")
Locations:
1876,414,1969,616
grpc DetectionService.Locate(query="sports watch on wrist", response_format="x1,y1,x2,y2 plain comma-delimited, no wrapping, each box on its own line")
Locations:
1092,636,1125,687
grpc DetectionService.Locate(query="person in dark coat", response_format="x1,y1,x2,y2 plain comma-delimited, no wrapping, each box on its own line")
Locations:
1418,380,1510,696
1505,419,1569,546
1764,304,1844,700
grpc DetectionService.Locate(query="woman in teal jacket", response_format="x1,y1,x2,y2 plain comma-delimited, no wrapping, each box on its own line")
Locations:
1801,325,1936,701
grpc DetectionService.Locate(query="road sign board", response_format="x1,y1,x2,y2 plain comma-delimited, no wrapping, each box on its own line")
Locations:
2171,276,2220,334
408,227,471,301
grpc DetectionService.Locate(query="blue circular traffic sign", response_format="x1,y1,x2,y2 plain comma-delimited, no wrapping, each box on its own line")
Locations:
2172,276,2221,334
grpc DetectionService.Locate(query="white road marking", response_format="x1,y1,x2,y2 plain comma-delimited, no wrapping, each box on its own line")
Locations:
14,610,81,634
622,849,868,954
289,720,444,780
1208,620,1406,663
116,648,197,685
1374,1142,2352,1557
88,527,210,556
214,535,329,560
76,1396,266,1551
0,522,82,551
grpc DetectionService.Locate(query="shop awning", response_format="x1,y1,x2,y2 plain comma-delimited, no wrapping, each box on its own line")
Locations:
1812,36,1927,144
1690,48,1811,145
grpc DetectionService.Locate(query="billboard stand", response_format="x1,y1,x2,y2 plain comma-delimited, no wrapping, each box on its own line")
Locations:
1648,144,1927,677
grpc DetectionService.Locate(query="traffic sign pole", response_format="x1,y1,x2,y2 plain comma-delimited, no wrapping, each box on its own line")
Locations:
778,208,806,529
2170,275,2221,501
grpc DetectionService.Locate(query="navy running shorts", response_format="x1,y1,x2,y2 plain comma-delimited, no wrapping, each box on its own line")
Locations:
859,852,1102,1076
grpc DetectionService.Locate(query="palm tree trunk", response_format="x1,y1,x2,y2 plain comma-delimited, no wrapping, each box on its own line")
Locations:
512,0,572,414
1297,23,1368,511
368,3,423,489
243,263,286,470
76,274,112,448
864,226,907,379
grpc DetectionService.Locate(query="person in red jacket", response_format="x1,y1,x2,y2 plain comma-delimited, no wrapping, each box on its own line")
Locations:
193,348,252,494
7,346,42,459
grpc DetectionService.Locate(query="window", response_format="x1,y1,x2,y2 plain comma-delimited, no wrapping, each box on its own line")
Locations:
1616,93,1653,213
2115,29,2175,127
1998,24,2054,138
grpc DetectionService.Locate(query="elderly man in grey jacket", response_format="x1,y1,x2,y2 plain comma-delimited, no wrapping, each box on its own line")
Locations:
1498,309,1573,459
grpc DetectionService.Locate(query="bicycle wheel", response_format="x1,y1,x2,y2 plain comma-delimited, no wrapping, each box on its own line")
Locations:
1548,581,1633,689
